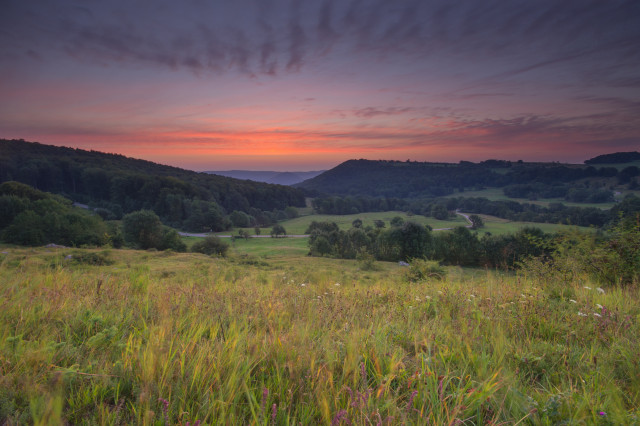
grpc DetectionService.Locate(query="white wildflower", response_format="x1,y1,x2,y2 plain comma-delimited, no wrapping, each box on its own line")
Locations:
596,304,603,309
594,313,602,318
300,283,306,287
578,312,587,317
425,295,431,300
467,299,472,302
584,286,592,290
415,297,421,301
596,287,605,294
437,290,443,295
569,299,577,303
470,294,476,298
335,283,341,286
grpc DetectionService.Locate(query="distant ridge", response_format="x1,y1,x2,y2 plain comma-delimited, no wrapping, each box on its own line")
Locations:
207,170,325,185
585,151,640,165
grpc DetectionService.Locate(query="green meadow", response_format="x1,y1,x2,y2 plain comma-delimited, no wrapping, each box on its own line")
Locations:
1,245,639,424
446,188,620,210
212,211,591,244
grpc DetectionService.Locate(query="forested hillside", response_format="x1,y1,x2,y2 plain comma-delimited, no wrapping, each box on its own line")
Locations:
297,158,638,198
0,139,305,231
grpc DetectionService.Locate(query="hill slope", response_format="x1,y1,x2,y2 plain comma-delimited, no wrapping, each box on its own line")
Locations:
0,139,305,230
296,158,635,198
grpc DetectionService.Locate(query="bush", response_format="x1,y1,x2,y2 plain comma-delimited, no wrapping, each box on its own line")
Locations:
122,210,163,249
67,250,114,266
405,259,446,282
356,249,378,271
160,227,187,252
191,236,229,257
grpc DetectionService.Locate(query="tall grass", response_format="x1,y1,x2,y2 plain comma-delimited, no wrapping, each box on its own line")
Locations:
0,247,638,424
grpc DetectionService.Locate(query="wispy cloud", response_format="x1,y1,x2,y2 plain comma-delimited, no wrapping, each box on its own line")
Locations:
3,0,638,80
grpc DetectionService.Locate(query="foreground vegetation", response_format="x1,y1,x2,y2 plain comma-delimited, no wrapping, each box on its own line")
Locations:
1,247,639,424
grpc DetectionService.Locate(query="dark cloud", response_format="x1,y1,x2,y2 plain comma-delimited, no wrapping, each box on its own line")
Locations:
352,107,417,118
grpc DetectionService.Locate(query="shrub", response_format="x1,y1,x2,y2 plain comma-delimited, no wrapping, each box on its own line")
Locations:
191,236,229,257
122,210,163,249
405,259,446,282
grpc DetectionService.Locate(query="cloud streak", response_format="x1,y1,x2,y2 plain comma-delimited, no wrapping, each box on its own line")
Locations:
3,0,638,81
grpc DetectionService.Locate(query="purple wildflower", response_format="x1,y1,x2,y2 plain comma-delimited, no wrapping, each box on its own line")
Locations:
158,398,169,425
331,409,351,425
272,403,277,422
599,411,606,416
261,387,269,412
406,390,418,413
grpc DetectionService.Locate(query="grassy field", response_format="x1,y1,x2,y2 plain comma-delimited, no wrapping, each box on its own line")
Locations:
267,211,467,234
203,211,591,247
1,246,639,424
469,214,593,236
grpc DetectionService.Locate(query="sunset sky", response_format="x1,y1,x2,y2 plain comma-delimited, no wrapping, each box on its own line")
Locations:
1,0,639,171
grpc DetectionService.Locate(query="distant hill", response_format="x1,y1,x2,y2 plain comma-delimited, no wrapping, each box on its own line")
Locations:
207,170,324,185
585,151,640,164
0,139,306,231
295,158,632,198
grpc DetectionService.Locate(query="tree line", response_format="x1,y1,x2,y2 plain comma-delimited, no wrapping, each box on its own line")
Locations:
306,219,549,269
306,216,640,285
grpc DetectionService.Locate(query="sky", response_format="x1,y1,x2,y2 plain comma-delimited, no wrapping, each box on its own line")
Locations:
1,0,639,171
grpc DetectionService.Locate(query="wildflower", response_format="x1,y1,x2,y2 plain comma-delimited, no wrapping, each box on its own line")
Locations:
425,295,431,300
300,283,306,287
596,287,605,294
331,409,350,426
578,312,587,317
335,282,341,286
272,404,277,422
470,294,476,298
569,299,577,303
599,411,606,416
584,286,592,290
596,304,603,309
438,290,443,294
415,297,421,301
406,390,418,412
158,398,169,425
594,313,602,318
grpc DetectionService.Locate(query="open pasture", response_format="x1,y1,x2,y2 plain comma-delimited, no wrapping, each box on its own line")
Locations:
1,247,638,424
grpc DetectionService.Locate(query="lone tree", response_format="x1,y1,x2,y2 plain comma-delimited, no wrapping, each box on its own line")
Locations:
469,214,484,230
271,224,287,238
352,218,363,228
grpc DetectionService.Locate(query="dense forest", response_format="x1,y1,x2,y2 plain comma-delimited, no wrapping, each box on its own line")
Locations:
0,139,305,231
297,158,639,198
